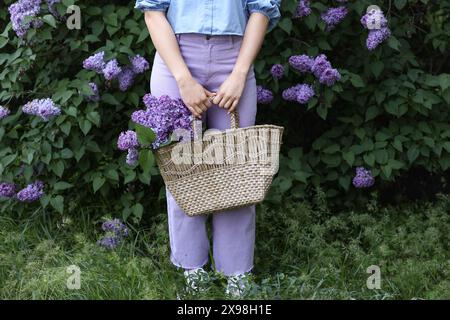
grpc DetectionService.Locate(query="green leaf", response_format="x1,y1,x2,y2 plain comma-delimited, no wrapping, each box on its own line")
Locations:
343,151,355,166
370,61,384,78
136,125,156,147
407,147,420,163
139,149,154,173
278,18,293,34
50,195,64,214
53,182,73,191
365,105,379,121
394,0,407,10
93,177,105,193
42,14,57,28
350,74,365,88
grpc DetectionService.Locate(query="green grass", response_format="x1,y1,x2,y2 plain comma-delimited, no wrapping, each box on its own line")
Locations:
0,193,449,300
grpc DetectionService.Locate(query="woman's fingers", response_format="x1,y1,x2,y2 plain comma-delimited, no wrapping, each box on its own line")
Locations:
228,99,239,113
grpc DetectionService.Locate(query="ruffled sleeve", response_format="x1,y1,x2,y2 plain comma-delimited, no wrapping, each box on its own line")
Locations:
134,0,171,12
246,0,281,33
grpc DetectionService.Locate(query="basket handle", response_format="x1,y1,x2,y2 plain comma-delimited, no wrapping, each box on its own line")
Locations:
191,111,240,130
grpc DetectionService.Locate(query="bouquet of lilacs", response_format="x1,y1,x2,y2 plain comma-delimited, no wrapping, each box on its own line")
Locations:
117,94,193,168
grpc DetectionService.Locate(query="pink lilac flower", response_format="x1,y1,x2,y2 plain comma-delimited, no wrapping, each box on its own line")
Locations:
8,0,42,38
0,182,16,198
270,64,284,79
126,148,139,166
118,67,136,91
289,54,314,73
282,84,314,104
130,94,193,149
117,130,139,151
311,54,332,78
256,85,274,104
321,6,348,31
86,82,100,102
102,59,122,81
294,0,311,18
16,180,44,202
22,98,60,121
83,51,105,73
352,167,375,188
366,27,391,51
319,68,341,86
0,106,11,120
130,55,150,74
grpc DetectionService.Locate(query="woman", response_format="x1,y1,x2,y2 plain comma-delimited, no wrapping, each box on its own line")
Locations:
134,0,281,297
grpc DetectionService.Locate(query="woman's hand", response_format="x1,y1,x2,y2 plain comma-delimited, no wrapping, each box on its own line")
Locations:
212,70,247,113
177,76,216,119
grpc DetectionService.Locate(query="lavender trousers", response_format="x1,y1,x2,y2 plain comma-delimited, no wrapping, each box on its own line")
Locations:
149,33,257,276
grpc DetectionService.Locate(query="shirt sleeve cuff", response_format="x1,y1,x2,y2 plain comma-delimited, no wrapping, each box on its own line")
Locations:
134,0,170,12
247,0,281,33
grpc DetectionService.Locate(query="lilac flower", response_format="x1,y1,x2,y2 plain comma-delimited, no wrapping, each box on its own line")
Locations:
0,182,16,198
366,27,391,51
117,130,139,151
256,85,274,104
352,167,375,188
46,0,63,20
98,218,129,250
130,55,150,74
102,59,122,81
270,64,284,80
294,0,312,18
361,8,388,30
311,54,332,78
126,149,139,166
282,84,314,104
0,106,11,120
289,54,314,73
118,67,136,91
130,94,193,149
16,180,44,202
8,0,42,38
22,98,60,121
319,68,341,86
86,82,100,102
321,6,348,31
97,236,120,250
83,51,105,73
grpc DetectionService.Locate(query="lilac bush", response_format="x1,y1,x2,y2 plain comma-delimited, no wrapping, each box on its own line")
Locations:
0,106,11,120
0,183,16,198
256,85,274,104
16,180,45,202
22,98,60,121
352,167,375,188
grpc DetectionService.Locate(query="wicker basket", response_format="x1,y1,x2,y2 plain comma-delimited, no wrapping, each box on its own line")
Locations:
155,112,284,216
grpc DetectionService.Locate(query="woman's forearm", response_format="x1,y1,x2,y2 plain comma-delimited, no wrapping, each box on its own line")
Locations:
232,12,269,76
144,11,191,83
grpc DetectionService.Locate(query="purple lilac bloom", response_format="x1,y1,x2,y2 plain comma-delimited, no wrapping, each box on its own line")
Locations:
319,68,341,86
83,51,105,73
86,82,100,102
97,236,120,249
311,54,332,78
8,0,42,38
16,180,44,202
294,0,311,18
101,218,129,236
126,148,139,166
282,84,314,104
46,0,62,19
0,182,16,198
289,54,314,73
102,59,122,81
117,130,139,151
130,94,193,149
0,106,11,120
118,67,136,91
22,98,60,121
366,27,391,51
270,64,284,79
321,6,348,31
256,85,274,104
130,55,150,74
352,167,375,188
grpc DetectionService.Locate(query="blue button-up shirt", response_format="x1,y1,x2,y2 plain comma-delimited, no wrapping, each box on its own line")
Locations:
135,0,282,35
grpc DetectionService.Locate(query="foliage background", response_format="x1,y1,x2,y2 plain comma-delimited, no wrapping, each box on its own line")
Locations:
0,0,449,221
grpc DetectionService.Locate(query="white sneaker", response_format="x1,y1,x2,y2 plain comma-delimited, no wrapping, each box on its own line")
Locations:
225,273,250,298
184,267,209,294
